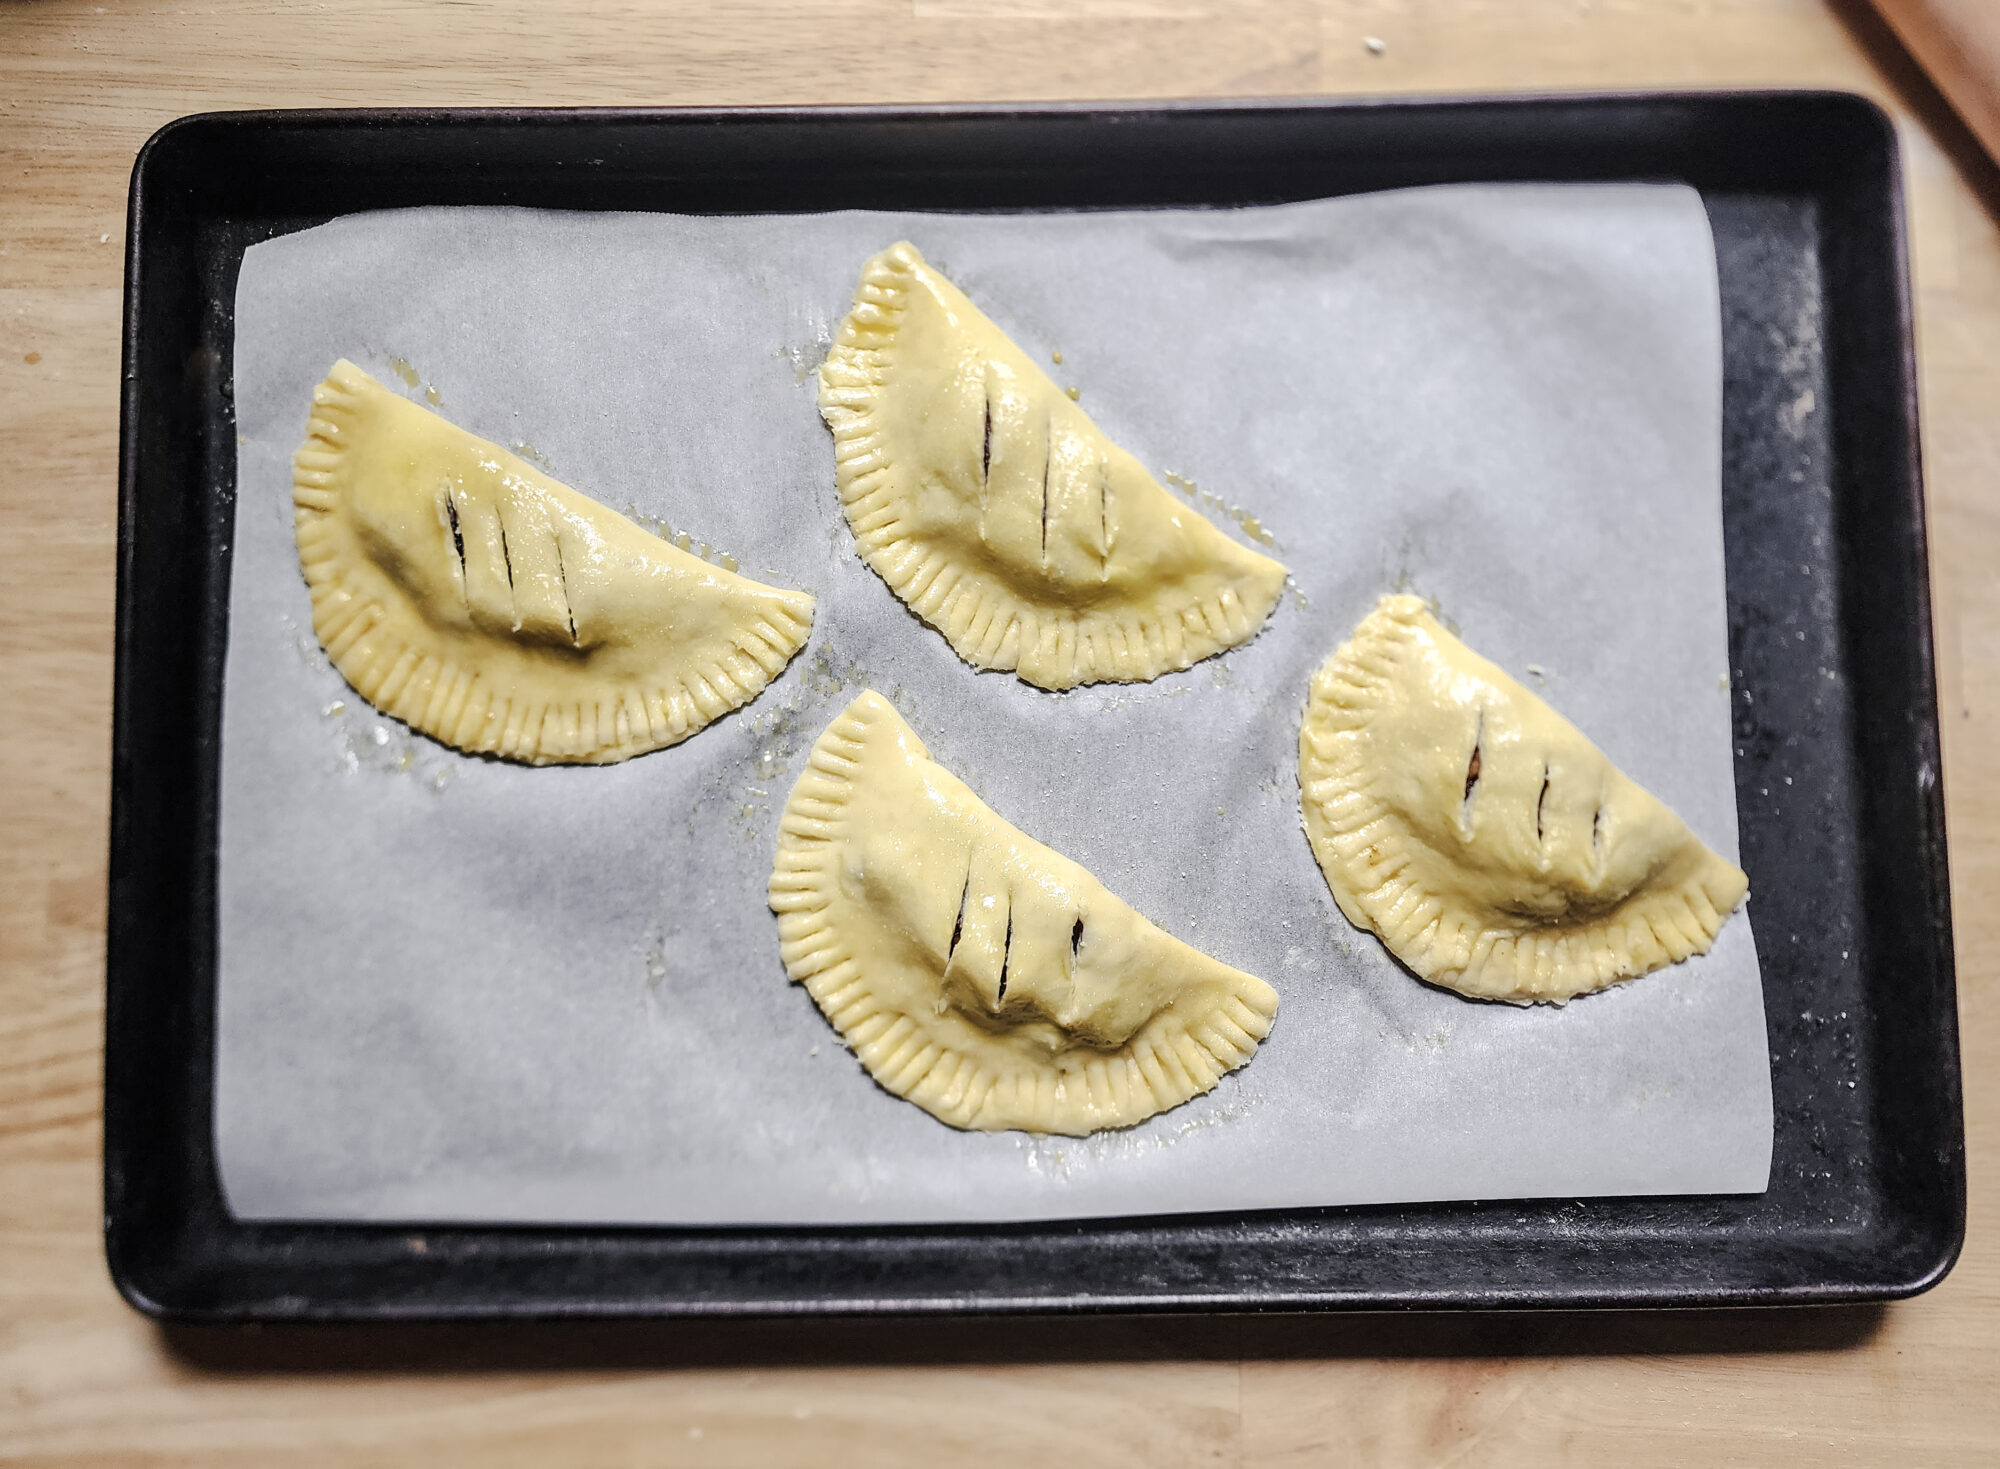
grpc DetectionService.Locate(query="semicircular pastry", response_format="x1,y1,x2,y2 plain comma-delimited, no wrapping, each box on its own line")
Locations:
291,360,816,765
816,242,1288,691
1298,595,1748,1005
769,690,1280,1135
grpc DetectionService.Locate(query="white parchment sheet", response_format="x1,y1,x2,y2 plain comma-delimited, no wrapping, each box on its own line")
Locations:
218,186,1773,1224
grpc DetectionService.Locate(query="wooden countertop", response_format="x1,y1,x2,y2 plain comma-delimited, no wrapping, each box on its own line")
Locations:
3,1,1995,1463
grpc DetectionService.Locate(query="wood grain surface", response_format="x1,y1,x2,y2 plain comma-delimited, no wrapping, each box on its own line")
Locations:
3,1,1997,1464
1873,0,2000,164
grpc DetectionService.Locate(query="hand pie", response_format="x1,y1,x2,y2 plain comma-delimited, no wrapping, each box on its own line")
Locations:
769,690,1279,1135
817,242,1287,690
292,360,815,765
1299,595,1748,1004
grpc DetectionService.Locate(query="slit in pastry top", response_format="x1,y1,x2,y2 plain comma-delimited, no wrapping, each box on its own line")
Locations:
769,690,1280,1135
817,242,1287,690
1298,595,1748,1005
291,360,815,765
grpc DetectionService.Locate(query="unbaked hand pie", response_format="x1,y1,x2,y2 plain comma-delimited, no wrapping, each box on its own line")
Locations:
291,360,815,764
1298,595,1748,1004
769,690,1280,1134
817,242,1287,690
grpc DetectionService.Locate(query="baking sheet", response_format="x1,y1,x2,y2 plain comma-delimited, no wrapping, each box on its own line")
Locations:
217,186,1772,1225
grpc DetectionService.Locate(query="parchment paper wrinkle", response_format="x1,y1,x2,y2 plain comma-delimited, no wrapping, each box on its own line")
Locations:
217,186,1773,1224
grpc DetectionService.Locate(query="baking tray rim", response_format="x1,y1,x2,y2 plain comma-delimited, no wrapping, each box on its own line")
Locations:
105,90,1964,1321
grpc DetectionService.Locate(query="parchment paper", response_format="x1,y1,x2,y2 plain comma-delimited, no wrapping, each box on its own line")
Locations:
217,186,1773,1224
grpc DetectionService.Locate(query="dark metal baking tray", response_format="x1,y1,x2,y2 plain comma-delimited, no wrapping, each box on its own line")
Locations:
106,94,1961,1319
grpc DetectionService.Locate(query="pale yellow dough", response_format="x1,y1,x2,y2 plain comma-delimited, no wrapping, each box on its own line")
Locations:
292,360,815,765
817,242,1288,690
1298,595,1748,1004
769,690,1280,1135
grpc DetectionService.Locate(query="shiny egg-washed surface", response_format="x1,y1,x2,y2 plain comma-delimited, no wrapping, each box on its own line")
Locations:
293,360,814,764
771,690,1279,1135
818,243,1286,691
1300,595,1748,1003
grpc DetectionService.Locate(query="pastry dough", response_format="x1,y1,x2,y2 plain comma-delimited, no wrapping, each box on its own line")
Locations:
769,690,1279,1134
292,360,815,764
1298,595,1748,1004
817,242,1287,690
